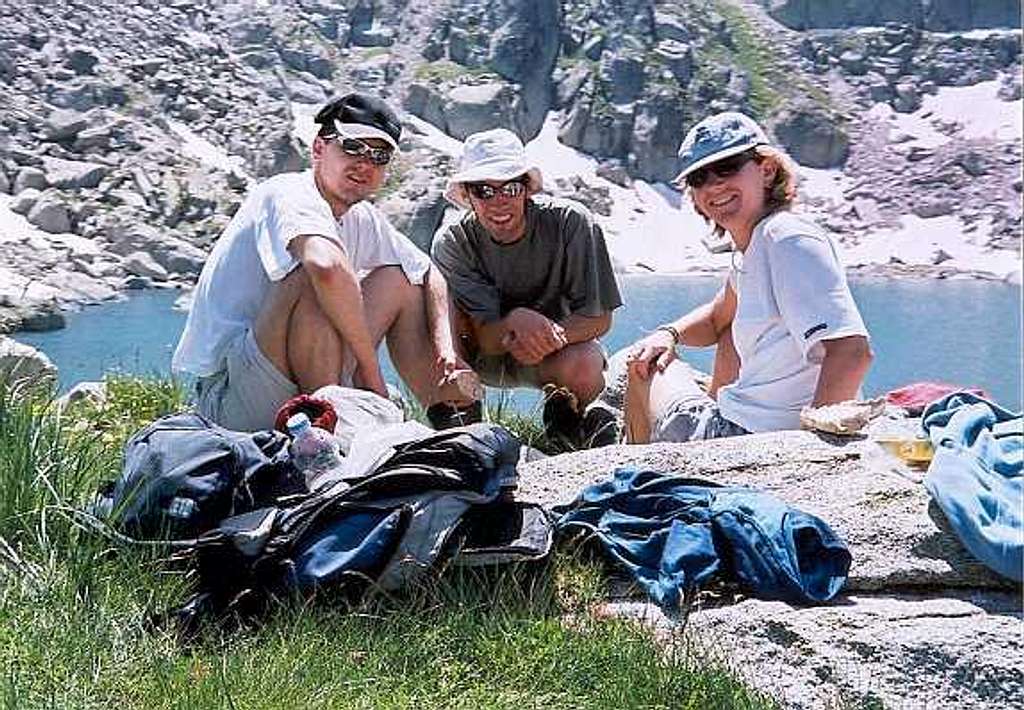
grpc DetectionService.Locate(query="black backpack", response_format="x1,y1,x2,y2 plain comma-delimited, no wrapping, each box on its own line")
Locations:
170,424,554,632
93,412,305,540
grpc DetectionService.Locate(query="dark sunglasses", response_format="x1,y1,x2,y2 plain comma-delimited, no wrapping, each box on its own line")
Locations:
333,136,393,166
466,179,527,201
684,150,757,188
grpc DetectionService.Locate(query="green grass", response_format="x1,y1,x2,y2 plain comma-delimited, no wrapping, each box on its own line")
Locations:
711,0,833,116
0,376,772,709
696,1,779,118
412,60,493,85
354,46,391,61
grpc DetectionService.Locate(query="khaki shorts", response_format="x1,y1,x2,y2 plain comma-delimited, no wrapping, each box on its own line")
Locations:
471,342,609,391
195,330,298,432
472,353,543,389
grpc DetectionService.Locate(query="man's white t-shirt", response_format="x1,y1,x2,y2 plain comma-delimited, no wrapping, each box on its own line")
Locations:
173,170,431,378
717,211,868,432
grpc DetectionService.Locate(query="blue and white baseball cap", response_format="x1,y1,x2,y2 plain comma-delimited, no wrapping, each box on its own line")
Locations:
674,112,769,184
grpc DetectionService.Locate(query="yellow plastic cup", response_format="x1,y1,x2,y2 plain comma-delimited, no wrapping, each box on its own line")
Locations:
875,436,935,466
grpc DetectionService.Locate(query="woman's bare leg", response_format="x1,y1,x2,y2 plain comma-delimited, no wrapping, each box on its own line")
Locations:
623,365,653,444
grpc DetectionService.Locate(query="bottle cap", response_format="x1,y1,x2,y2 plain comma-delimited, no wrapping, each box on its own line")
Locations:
286,412,311,434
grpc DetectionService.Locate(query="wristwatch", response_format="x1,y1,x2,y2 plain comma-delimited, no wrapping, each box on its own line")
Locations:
655,324,681,345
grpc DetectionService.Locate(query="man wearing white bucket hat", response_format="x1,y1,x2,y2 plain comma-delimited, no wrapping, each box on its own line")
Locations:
431,128,622,445
173,93,477,432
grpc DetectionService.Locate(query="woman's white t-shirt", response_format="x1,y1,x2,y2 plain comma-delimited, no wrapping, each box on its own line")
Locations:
173,170,431,377
716,211,868,432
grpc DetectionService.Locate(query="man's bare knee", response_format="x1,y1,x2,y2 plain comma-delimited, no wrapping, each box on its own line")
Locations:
362,265,415,303
287,297,345,391
361,266,421,335
254,266,319,378
541,341,606,404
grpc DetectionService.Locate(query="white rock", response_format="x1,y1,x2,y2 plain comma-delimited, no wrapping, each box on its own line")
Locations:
41,157,109,189
0,336,57,394
26,198,72,234
9,188,41,215
123,251,168,281
44,108,89,141
42,270,117,303
56,380,107,410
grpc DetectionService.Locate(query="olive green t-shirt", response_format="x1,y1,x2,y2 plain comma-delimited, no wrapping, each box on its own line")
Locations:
430,196,623,324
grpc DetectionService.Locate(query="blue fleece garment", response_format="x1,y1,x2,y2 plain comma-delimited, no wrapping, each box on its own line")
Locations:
922,392,1023,582
290,508,404,591
554,468,852,609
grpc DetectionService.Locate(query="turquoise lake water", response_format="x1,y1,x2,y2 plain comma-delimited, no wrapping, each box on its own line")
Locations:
20,274,1023,411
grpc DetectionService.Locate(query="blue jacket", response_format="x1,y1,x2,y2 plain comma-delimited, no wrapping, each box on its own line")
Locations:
554,467,852,609
922,392,1023,582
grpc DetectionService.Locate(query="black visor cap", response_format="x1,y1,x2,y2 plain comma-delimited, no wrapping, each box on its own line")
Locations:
314,93,401,145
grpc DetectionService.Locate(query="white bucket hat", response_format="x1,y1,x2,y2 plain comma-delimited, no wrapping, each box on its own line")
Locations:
444,128,544,208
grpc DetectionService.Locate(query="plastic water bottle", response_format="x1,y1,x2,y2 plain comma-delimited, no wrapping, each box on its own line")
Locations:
286,413,342,486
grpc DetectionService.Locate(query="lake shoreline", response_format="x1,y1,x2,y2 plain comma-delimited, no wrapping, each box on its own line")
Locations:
5,260,1022,338
15,276,1023,410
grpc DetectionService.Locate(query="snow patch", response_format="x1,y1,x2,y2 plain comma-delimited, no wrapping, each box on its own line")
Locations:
0,195,39,245
870,79,1022,149
799,166,852,208
404,115,463,156
525,115,600,179
923,81,1023,142
291,101,322,147
956,29,1022,41
165,119,251,179
842,214,1021,279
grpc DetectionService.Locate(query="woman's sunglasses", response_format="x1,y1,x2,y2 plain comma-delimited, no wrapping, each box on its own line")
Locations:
333,136,393,166
684,150,757,188
466,179,527,201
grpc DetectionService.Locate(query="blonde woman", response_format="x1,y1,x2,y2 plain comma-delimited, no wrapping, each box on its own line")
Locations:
622,112,873,443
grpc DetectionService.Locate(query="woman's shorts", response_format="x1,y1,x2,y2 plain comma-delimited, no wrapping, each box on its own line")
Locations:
641,356,748,442
653,399,748,442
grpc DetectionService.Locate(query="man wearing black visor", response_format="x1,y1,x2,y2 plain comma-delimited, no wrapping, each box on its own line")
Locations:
174,93,477,432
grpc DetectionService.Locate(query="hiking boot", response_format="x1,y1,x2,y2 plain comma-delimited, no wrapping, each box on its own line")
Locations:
426,400,484,430
542,385,583,453
578,401,621,448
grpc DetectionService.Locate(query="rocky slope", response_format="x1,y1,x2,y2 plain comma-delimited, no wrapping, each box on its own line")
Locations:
0,0,1020,332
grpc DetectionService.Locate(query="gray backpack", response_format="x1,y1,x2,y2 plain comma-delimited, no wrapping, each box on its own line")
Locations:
93,412,304,540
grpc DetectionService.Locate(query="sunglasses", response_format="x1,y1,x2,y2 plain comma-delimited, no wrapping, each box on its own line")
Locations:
684,150,757,188
466,179,527,201
333,136,393,166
